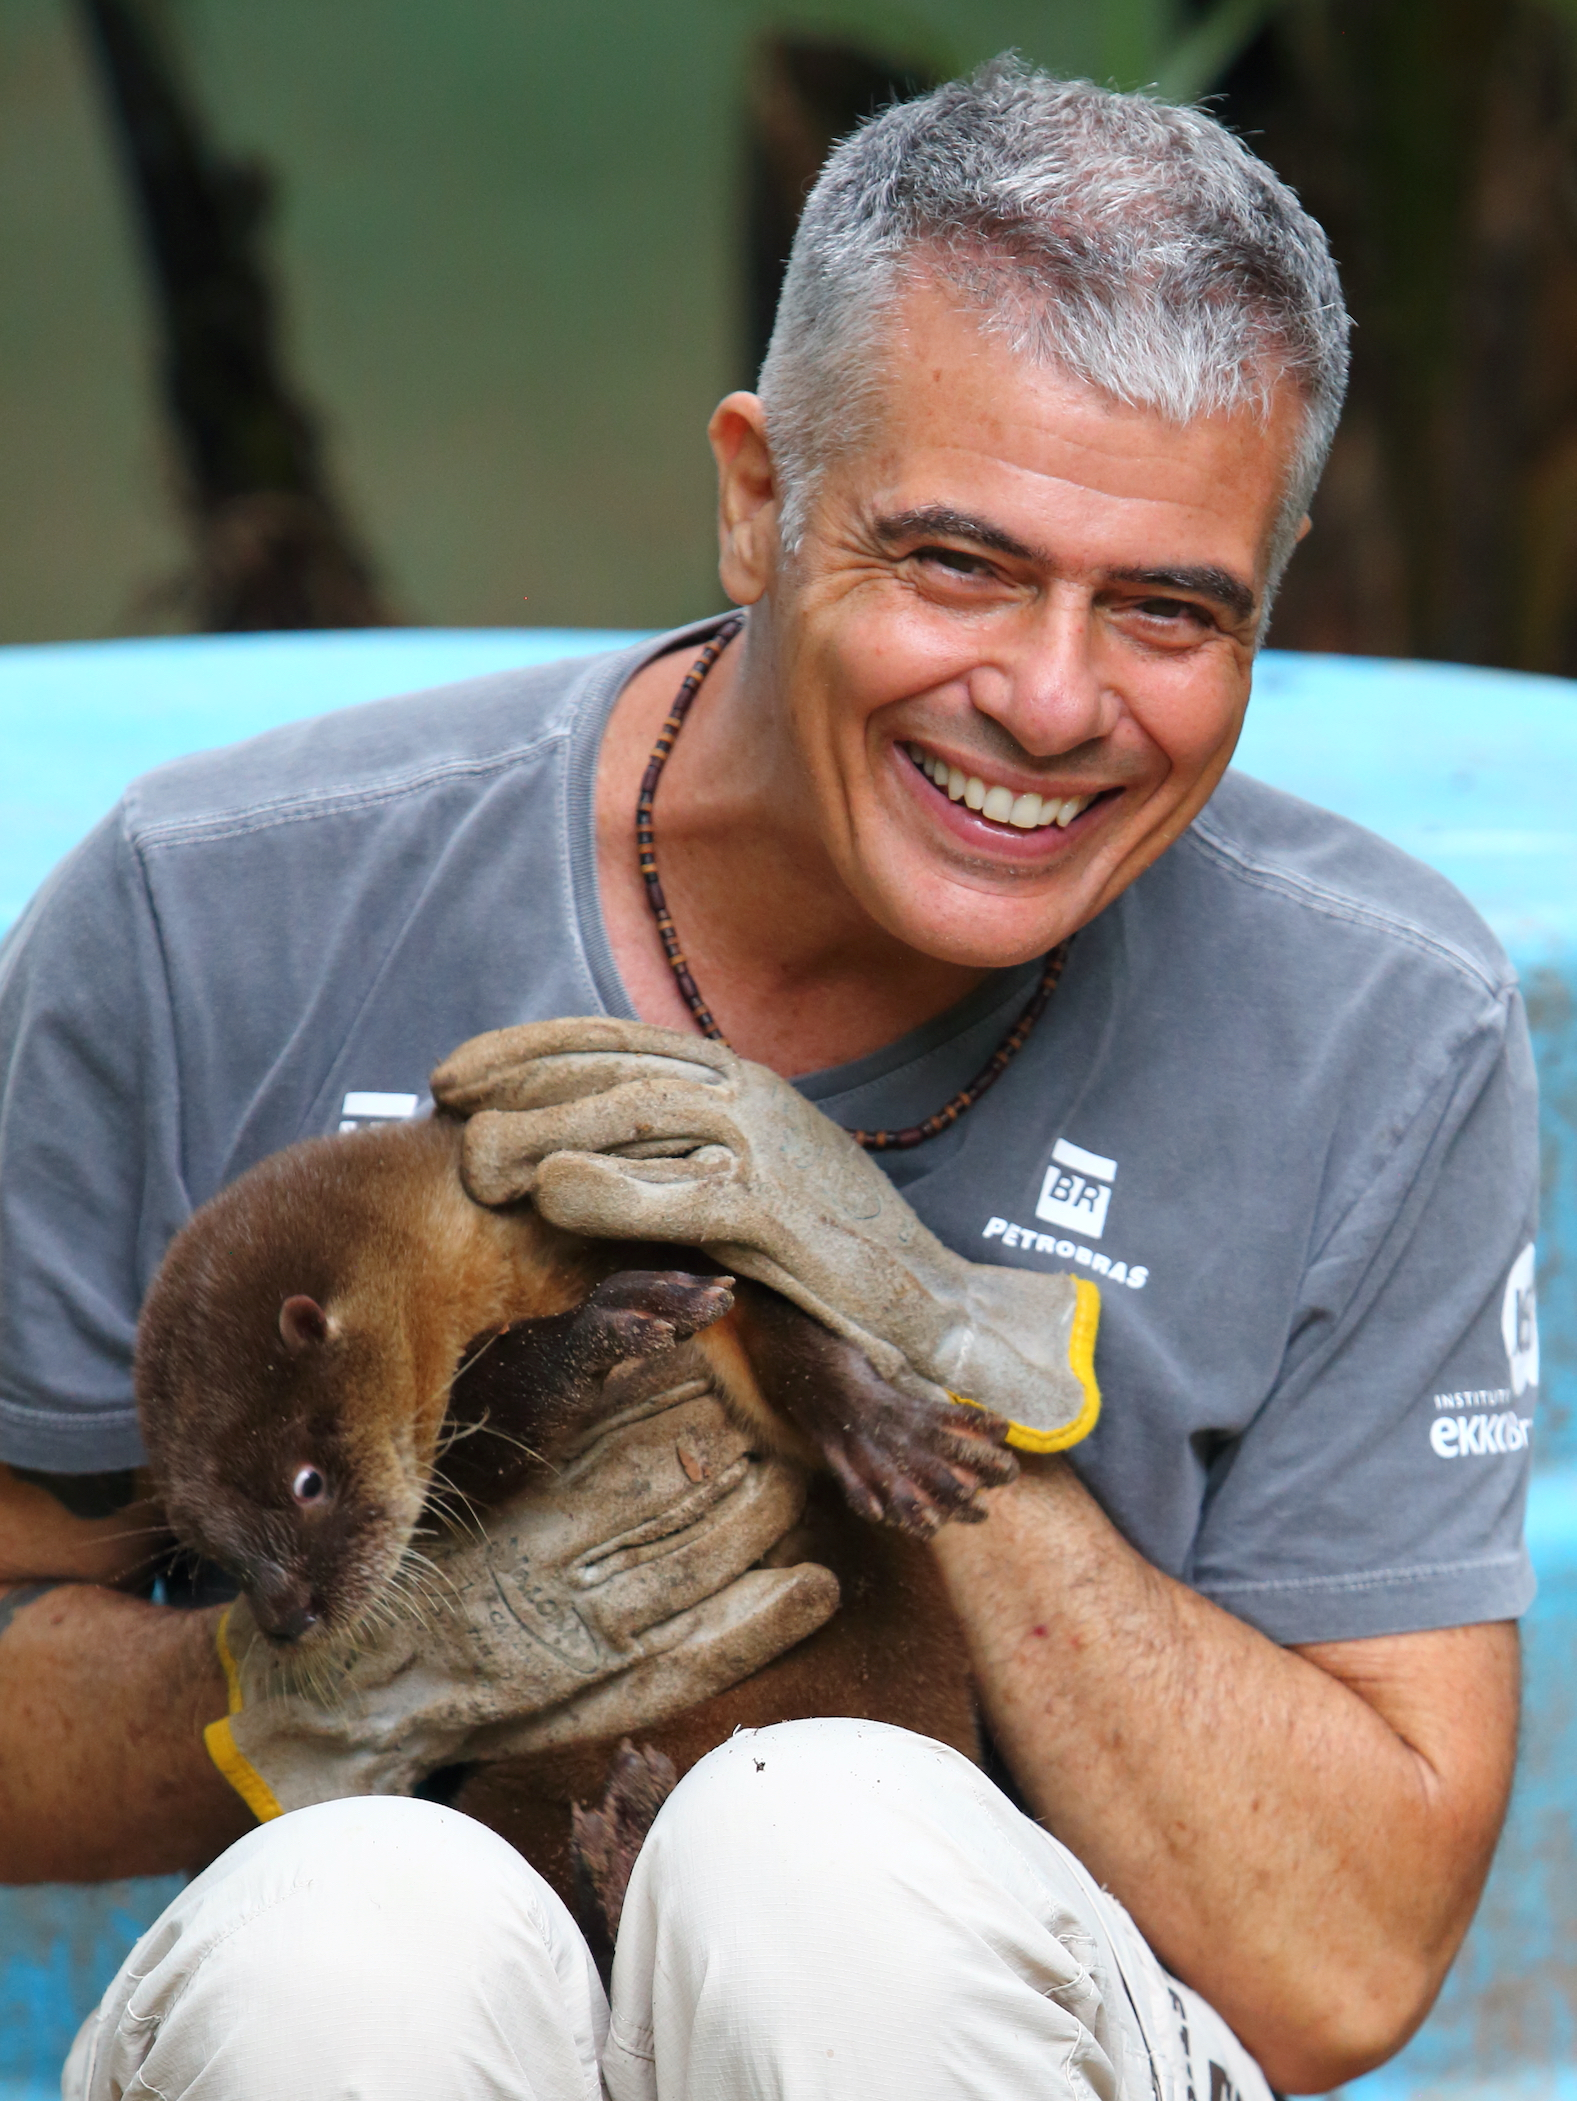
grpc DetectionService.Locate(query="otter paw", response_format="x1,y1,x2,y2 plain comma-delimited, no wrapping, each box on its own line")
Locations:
736,1290,1021,1538
822,1390,1020,1537
801,1372,1019,1537
571,1738,679,1985
575,1271,734,1370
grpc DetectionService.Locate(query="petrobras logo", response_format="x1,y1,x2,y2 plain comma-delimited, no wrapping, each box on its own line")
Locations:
982,1214,1149,1288
1036,1137,1116,1240
1502,1243,1538,1396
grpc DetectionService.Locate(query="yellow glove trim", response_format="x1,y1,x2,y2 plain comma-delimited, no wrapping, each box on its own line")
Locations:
203,1605,285,1823
952,1275,1102,1454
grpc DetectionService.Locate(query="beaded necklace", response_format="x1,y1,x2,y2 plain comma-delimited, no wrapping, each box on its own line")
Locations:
635,613,1069,1152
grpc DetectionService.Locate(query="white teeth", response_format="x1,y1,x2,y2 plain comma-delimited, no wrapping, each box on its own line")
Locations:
907,744,1097,832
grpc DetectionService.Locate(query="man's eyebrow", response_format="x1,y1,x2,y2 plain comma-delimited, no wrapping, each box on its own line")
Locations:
872,506,1045,564
1103,565,1256,623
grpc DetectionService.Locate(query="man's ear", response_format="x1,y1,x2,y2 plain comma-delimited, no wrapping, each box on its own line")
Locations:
1295,512,1313,543
708,392,778,604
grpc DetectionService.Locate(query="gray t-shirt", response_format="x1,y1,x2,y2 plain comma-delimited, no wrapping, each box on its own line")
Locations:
0,619,1539,1644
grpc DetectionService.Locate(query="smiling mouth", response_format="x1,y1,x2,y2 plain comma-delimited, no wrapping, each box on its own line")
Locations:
904,742,1100,832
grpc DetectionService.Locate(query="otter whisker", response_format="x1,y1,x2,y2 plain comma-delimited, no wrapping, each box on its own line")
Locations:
300,1650,346,1713
356,1595,405,1639
385,1555,442,1604
422,1327,512,1445
418,1498,484,1550
433,1413,488,1457
449,1325,507,1385
421,1463,487,1542
78,1521,175,1549
398,1544,461,1601
154,1542,204,1587
417,1506,484,1557
417,1502,485,1548
399,1564,452,1615
377,1573,440,1635
450,1415,557,1472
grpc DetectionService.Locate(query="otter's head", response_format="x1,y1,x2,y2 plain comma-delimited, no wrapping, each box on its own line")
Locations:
136,1128,460,1645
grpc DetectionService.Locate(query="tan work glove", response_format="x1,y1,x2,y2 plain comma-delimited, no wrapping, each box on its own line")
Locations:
431,1020,1100,1454
204,1347,837,1821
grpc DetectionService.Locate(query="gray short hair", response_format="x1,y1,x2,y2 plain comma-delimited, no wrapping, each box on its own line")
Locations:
757,59,1349,594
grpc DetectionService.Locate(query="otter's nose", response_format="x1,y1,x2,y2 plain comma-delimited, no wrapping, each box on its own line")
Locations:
251,1576,322,1643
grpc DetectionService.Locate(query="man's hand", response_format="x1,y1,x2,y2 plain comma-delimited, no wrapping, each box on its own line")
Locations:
0,1464,253,1882
936,1457,1518,2094
431,1019,1099,1453
211,1346,838,1817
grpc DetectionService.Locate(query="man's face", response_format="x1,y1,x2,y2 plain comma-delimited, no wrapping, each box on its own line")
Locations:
723,281,1304,970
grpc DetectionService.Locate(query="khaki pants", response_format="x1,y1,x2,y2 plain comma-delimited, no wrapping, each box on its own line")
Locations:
64,1718,1272,2101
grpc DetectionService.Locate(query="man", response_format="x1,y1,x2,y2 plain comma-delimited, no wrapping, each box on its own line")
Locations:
0,61,1533,2101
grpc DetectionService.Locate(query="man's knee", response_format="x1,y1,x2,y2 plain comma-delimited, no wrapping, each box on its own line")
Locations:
607,1721,1139,2101
159,1794,568,1984
626,1717,1043,1960
639,1717,1000,1899
70,1797,606,2100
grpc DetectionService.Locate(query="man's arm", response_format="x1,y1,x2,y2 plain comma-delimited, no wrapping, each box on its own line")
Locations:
0,1464,254,1881
935,1455,1517,2096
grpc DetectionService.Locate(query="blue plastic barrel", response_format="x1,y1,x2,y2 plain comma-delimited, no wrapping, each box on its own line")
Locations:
1,633,1573,2099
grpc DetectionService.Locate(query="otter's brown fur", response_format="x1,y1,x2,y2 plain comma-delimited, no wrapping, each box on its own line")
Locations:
135,1114,1013,1907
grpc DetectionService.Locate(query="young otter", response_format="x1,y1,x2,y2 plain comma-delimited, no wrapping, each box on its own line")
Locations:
135,1113,1016,1916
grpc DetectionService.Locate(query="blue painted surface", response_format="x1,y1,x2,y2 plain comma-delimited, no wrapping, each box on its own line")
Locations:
1350,1487,1577,2101
1238,653,1577,1480
0,1879,182,2090
1,634,1575,2093
1240,652,1577,972
0,627,648,934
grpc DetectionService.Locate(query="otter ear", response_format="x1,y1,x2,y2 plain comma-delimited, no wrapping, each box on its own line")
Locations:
279,1295,331,1352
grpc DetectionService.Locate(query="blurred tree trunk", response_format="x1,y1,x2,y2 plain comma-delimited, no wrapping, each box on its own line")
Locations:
1243,0,1577,672
744,37,938,383
77,0,392,631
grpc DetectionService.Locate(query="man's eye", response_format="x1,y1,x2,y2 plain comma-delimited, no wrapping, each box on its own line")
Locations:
1132,596,1206,624
914,545,994,578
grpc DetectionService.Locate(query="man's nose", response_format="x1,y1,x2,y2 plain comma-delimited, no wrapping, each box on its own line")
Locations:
970,598,1117,757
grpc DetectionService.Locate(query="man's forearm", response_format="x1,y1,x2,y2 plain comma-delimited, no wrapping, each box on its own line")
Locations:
933,1458,1518,2092
0,1583,254,1881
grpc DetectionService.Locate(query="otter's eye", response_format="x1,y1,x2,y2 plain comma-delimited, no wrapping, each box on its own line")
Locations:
291,1465,327,1506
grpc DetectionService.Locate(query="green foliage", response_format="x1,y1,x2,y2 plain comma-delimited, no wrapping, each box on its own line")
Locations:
1155,0,1290,101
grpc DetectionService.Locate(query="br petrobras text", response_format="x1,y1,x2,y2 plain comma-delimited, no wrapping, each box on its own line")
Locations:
982,1215,1148,1288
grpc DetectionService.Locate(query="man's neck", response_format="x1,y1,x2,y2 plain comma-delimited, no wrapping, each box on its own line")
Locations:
594,629,989,1077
